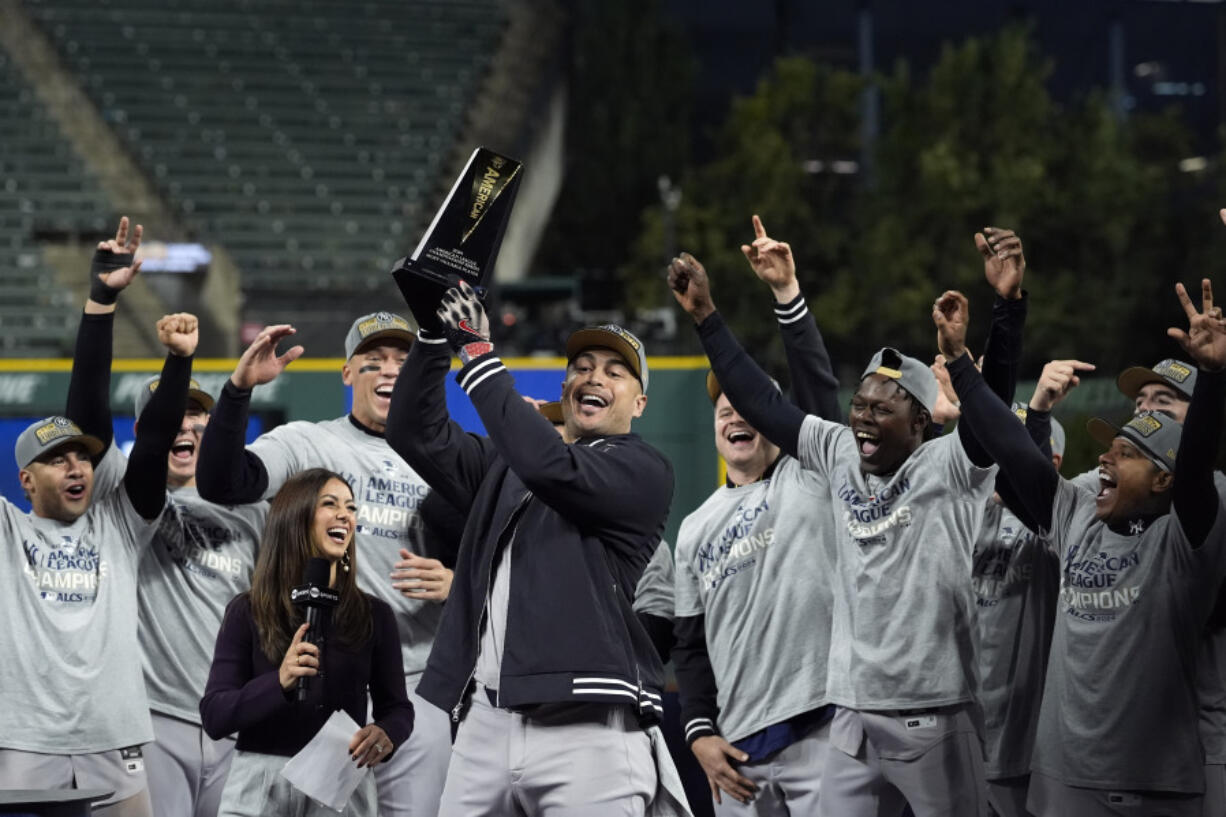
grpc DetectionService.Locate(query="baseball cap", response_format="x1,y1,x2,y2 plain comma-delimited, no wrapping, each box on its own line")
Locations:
565,324,649,393
1011,402,1066,457
860,347,938,415
344,312,417,359
1117,359,1196,401
134,375,215,419
1087,410,1181,473
706,370,781,405
538,401,564,424
15,416,105,470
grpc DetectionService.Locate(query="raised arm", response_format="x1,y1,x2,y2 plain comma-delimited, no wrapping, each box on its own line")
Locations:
124,314,196,520
1167,279,1226,547
740,215,841,419
196,325,303,504
669,252,808,457
976,226,1028,405
65,216,144,448
384,328,492,512
936,291,1060,531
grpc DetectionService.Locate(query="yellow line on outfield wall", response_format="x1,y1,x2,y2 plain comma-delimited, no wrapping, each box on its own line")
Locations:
0,356,712,372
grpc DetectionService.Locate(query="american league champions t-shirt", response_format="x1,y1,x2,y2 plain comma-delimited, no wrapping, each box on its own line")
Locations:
0,447,162,753
1034,478,1226,792
972,500,1059,779
250,417,442,680
139,486,266,724
674,456,836,742
797,416,996,709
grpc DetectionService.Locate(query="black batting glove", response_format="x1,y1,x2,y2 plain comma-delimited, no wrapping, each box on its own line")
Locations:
437,280,493,365
89,248,133,305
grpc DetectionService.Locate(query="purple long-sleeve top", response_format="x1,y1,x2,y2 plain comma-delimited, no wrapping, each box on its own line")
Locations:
200,593,413,757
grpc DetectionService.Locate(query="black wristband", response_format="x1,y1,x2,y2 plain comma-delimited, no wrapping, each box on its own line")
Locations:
89,249,131,305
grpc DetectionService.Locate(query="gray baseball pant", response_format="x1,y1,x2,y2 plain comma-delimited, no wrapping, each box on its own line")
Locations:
438,683,659,816
1026,771,1201,817
0,746,152,816
216,749,376,816
711,719,831,816
145,711,235,817
817,705,987,817
373,689,452,816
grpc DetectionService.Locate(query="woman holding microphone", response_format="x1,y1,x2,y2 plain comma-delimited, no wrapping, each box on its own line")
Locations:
201,468,413,815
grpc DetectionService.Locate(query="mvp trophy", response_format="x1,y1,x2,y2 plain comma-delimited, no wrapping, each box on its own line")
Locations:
391,146,523,332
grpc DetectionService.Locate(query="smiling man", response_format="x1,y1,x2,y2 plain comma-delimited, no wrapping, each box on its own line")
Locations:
672,216,841,816
386,282,689,815
0,218,195,817
195,311,455,817
668,226,1028,817
940,280,1226,817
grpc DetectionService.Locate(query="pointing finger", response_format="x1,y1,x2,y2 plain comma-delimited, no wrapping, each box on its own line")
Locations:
752,214,766,240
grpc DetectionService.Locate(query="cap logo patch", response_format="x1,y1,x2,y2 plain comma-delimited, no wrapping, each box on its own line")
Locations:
357,313,410,338
874,366,902,379
1013,407,1029,422
599,324,640,351
35,420,81,444
1126,414,1162,437
1156,360,1192,383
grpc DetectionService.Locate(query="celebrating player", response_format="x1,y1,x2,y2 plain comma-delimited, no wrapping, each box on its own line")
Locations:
195,311,453,816
386,282,691,815
667,231,1025,816
939,280,1226,816
672,215,840,814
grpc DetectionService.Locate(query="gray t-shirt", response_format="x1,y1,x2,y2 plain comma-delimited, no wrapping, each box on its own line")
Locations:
1071,466,1226,768
1034,478,1226,792
972,500,1059,779
250,416,442,681
139,486,265,724
674,456,836,742
796,416,997,709
633,540,675,619
0,449,162,753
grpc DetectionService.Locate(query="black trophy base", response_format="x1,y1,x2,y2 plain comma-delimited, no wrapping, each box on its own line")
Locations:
390,259,477,335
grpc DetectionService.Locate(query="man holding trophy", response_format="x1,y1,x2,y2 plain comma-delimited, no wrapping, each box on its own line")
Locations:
386,148,691,816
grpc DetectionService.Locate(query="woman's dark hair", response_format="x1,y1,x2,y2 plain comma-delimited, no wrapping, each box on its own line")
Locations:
249,468,372,664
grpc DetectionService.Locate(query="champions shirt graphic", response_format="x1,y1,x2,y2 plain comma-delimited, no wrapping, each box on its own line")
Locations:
23,534,107,604
1059,538,1142,620
838,476,914,544
695,496,773,592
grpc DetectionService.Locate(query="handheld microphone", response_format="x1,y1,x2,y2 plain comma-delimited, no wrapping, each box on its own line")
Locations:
290,557,339,703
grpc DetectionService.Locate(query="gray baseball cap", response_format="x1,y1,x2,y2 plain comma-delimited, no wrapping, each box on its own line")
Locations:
134,375,215,419
15,416,105,470
860,347,938,415
1117,359,1196,401
1088,410,1181,472
344,312,416,359
1011,402,1066,457
566,324,649,393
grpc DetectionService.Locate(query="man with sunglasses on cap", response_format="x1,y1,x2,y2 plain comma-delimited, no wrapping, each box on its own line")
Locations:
0,216,197,817
938,279,1226,817
386,281,689,815
195,311,453,816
